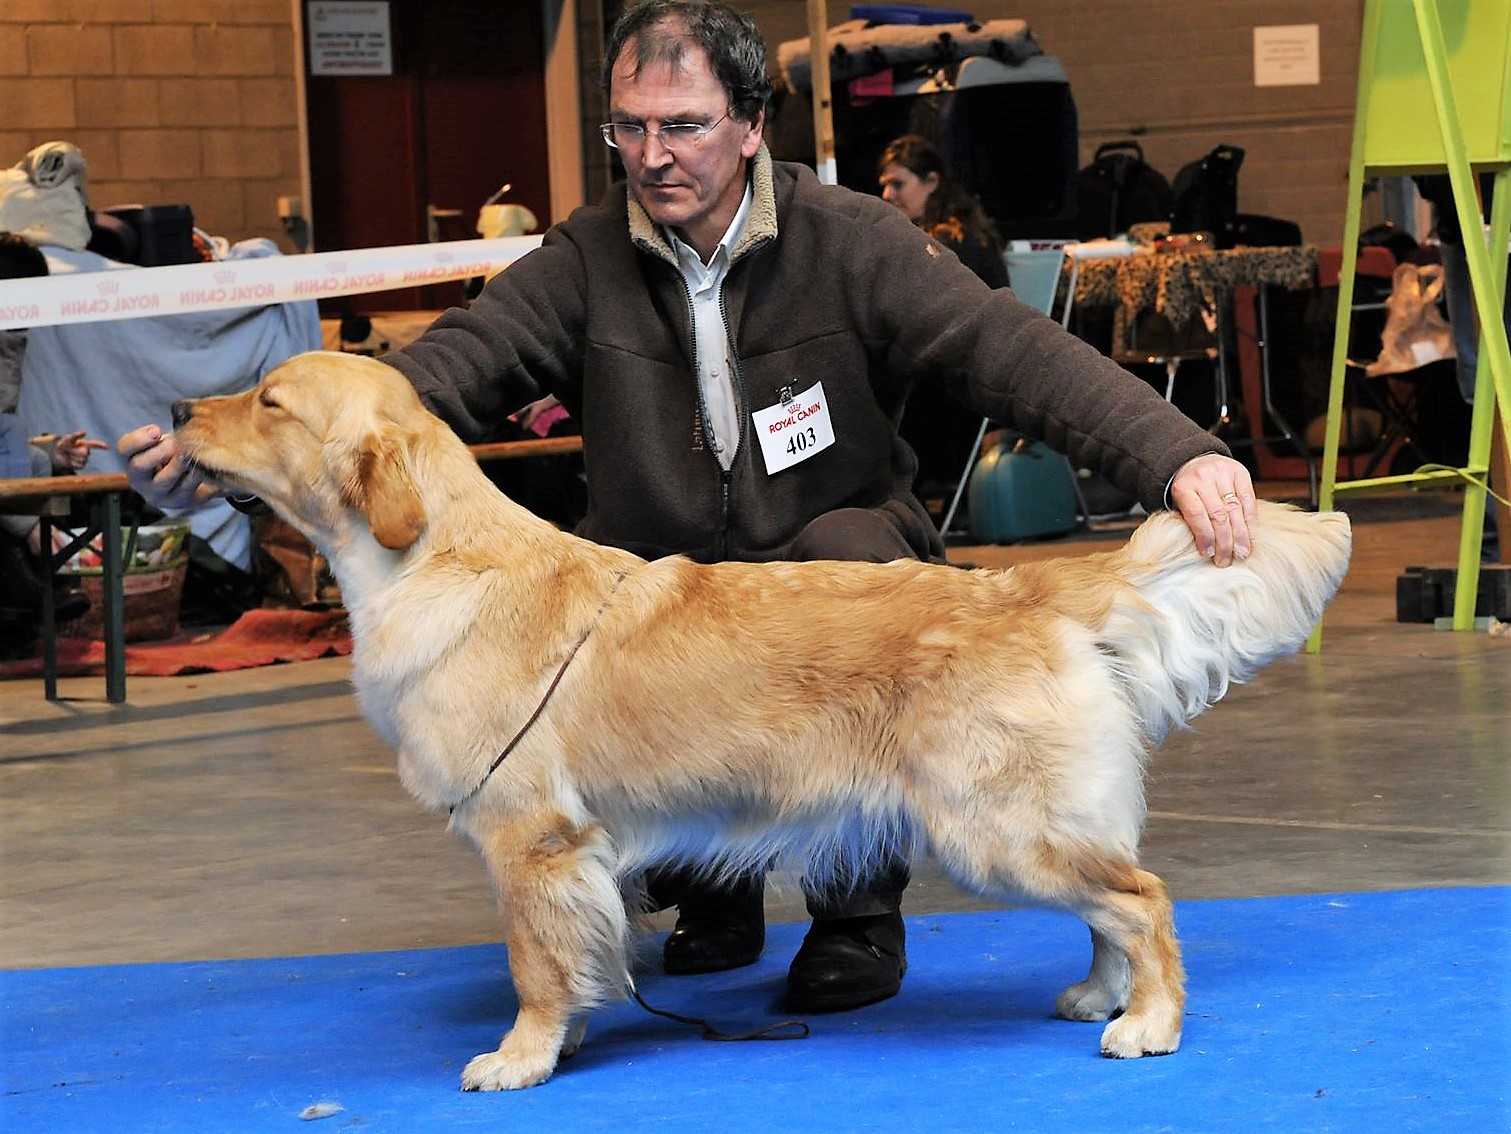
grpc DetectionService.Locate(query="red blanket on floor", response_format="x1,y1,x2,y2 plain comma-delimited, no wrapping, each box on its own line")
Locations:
0,608,352,679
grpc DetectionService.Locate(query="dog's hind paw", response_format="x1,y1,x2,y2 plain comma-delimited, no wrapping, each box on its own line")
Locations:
1098,1012,1181,1059
1054,977,1128,1022
461,1048,558,1091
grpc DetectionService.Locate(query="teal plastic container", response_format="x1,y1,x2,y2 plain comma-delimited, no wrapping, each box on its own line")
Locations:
966,437,1079,543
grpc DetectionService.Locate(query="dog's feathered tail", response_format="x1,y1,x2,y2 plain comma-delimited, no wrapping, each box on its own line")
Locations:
1100,501,1351,742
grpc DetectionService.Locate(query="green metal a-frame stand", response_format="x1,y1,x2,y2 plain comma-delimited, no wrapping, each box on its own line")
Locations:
1313,0,1511,646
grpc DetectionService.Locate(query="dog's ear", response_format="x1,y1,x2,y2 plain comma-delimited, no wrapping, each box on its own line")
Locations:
340,431,426,550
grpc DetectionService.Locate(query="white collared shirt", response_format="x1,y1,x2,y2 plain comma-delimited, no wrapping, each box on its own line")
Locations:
664,182,753,470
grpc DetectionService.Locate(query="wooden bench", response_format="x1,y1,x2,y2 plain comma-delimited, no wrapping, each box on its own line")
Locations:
0,436,583,703
1,472,132,702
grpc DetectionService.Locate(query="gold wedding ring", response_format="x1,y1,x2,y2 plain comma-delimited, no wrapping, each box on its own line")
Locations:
1221,491,1239,503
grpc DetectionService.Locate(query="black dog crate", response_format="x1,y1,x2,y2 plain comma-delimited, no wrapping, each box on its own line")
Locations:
770,52,1080,243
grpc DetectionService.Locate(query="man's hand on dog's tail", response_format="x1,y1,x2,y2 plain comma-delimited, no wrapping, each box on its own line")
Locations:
1168,453,1257,568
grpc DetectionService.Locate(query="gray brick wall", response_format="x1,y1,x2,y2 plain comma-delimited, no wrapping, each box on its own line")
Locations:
0,0,302,248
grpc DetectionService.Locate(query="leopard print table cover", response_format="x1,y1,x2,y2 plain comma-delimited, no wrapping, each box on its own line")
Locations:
1069,244,1320,330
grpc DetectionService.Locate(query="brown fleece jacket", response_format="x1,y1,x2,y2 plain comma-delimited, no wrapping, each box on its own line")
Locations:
385,147,1227,564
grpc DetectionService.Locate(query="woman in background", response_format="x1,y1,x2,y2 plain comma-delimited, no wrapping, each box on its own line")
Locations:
0,232,102,651
878,133,1008,288
877,135,1007,505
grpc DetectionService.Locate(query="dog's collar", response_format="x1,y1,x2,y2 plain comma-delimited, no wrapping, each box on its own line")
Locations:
447,571,626,815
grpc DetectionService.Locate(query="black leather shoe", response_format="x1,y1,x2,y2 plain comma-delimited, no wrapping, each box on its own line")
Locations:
662,877,765,975
52,587,91,624
786,910,907,1012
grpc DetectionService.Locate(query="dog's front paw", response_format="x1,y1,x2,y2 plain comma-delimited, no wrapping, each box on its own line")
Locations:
1098,1010,1181,1059
461,1047,558,1091
1054,976,1129,1022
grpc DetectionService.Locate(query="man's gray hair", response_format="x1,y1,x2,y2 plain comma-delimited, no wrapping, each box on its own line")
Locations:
603,1,773,124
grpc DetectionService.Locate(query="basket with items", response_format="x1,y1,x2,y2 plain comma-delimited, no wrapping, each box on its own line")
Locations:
58,520,191,642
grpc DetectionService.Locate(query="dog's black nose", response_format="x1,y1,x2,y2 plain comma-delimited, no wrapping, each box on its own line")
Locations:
170,400,192,428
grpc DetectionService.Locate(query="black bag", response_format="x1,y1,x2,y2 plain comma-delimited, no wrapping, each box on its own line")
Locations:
1074,140,1173,240
769,59,1080,242
1169,144,1245,249
1232,213,1302,247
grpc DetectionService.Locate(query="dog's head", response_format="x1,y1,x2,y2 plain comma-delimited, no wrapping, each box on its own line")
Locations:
174,351,428,552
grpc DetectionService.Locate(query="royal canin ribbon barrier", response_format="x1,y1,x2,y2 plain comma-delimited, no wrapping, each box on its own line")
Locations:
0,236,544,331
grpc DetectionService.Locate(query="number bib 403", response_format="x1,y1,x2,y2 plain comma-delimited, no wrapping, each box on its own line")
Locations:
752,381,836,475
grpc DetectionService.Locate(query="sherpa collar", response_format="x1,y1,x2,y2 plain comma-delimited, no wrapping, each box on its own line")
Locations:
628,144,777,266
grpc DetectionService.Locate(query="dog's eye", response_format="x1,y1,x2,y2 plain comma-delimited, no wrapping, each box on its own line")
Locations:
259,391,280,410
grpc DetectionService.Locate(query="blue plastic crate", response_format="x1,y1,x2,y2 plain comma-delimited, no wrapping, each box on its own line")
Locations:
851,6,974,26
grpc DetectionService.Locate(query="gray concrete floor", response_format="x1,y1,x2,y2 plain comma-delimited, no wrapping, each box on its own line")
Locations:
2,490,1508,970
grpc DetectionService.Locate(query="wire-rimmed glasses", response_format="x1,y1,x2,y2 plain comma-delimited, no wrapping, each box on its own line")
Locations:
599,113,730,151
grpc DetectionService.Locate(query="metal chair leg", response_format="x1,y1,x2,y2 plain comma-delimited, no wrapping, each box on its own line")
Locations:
99,492,127,704
40,515,58,702
940,418,991,536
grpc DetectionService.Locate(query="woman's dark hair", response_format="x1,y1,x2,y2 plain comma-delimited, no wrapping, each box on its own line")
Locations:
603,1,773,125
878,134,1002,255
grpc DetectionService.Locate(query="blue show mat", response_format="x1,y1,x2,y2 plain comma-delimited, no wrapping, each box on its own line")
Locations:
3,888,1506,1133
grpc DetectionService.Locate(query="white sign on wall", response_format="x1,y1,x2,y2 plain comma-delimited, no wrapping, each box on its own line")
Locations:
1253,24,1321,87
308,1,393,77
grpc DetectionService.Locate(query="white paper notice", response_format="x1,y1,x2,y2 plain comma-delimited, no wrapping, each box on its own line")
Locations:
309,1,393,77
1253,25,1321,87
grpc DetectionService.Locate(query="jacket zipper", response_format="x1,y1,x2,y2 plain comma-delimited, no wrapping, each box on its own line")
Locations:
672,271,735,560
714,235,772,561
718,286,752,564
661,233,771,563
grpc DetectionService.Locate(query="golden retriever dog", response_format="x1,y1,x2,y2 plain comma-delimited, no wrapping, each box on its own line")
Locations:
171,351,1351,1091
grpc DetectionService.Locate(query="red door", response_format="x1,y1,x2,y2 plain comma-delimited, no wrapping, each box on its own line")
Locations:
303,0,550,313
